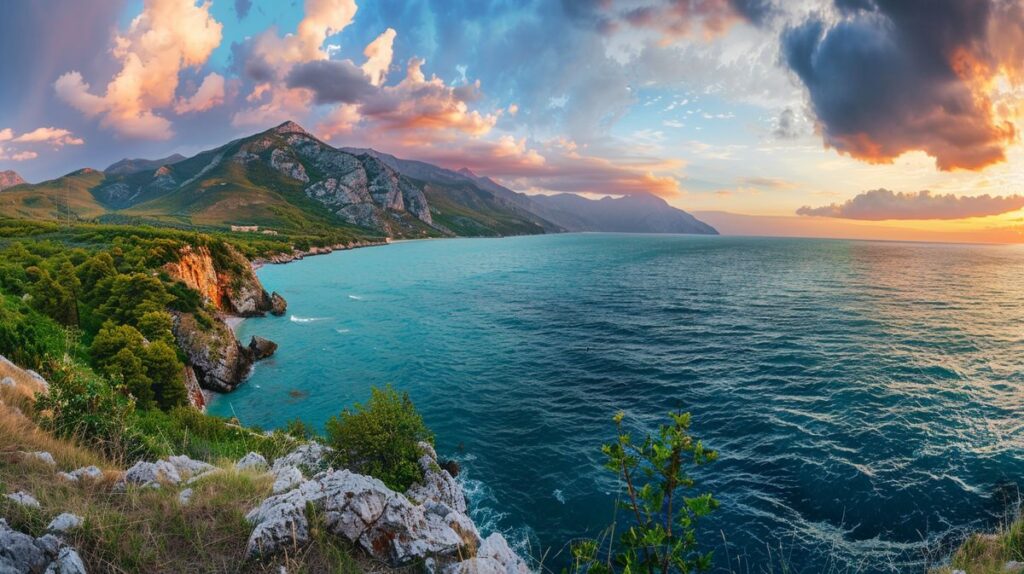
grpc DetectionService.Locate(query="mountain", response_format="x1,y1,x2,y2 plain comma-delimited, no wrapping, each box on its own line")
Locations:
345,149,715,236
0,170,26,191
0,122,554,238
530,193,718,235
340,147,564,234
104,154,187,175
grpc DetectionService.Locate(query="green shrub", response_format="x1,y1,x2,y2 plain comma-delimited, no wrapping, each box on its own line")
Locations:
569,411,719,574
325,385,433,491
130,407,297,462
34,360,141,460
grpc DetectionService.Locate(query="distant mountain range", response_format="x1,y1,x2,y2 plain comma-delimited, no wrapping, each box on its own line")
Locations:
0,121,716,238
0,170,25,191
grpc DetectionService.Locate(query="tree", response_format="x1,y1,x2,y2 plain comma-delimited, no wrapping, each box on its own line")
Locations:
325,385,434,491
142,340,187,410
137,310,175,345
26,266,76,326
570,411,719,574
76,251,117,299
96,273,173,326
105,347,154,409
91,322,145,367
56,260,81,327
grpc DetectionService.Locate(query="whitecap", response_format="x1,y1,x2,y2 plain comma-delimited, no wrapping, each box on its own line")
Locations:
553,489,566,504
335,328,351,334
290,315,329,323
348,295,363,300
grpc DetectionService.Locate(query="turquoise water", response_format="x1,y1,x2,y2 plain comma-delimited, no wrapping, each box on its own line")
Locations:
211,234,1024,573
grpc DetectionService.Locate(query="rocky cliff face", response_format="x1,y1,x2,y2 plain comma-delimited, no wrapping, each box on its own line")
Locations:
165,243,284,397
0,170,26,191
173,313,254,394
164,244,274,317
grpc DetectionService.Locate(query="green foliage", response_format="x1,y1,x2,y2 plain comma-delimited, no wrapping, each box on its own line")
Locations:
0,294,74,370
90,322,185,411
130,407,297,462
34,360,141,459
136,310,175,344
96,273,173,326
569,411,719,574
325,385,433,491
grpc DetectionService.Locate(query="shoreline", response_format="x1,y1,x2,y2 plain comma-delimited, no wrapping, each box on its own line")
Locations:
249,238,392,270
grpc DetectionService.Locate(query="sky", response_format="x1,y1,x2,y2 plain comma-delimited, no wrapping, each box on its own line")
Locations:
2,0,1024,243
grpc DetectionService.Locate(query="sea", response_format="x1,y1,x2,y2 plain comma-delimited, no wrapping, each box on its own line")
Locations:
209,233,1024,573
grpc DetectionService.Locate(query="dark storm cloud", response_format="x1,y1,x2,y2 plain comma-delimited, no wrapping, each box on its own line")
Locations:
797,188,1024,220
782,0,1023,171
285,60,376,105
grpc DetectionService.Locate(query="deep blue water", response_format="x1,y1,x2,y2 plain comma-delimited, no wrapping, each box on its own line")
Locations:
210,234,1024,573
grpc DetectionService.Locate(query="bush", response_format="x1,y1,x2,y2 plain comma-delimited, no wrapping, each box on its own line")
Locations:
34,360,141,460
569,411,719,574
130,407,297,462
325,385,433,491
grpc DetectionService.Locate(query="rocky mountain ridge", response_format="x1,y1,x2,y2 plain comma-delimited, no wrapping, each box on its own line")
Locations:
0,170,25,191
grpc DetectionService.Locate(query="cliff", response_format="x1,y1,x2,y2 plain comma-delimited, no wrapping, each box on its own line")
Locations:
164,244,282,317
163,243,287,402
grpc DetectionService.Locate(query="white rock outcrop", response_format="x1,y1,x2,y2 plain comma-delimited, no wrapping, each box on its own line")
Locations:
271,466,304,494
116,460,181,489
6,491,41,509
46,513,84,536
236,452,269,471
58,466,103,483
0,519,86,574
245,443,530,573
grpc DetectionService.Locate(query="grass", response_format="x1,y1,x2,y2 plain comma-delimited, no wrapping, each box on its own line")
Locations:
929,514,1024,574
0,356,369,573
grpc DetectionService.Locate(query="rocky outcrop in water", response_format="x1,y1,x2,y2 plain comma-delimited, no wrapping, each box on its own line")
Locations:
247,337,277,360
173,313,254,393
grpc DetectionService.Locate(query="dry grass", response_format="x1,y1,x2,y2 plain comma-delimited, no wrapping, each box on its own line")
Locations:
0,358,369,573
929,516,1024,574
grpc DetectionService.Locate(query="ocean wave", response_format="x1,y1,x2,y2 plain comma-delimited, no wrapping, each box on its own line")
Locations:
289,315,330,323
335,328,351,334
348,295,363,300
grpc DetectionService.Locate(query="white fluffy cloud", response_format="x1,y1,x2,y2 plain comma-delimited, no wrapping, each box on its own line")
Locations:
174,73,226,114
0,126,84,162
54,0,224,139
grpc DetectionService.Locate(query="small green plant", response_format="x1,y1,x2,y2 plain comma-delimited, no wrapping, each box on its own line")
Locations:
324,385,433,491
570,411,719,574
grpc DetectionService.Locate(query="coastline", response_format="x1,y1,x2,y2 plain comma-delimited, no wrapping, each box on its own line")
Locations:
249,238,392,270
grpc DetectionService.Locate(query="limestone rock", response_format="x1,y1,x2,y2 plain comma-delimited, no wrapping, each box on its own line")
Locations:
44,546,87,574
119,460,181,489
166,455,216,480
1,376,15,387
237,452,269,471
28,451,57,466
46,513,83,535
6,491,41,509
178,488,194,506
272,466,304,494
248,336,278,360
406,442,467,514
272,443,333,474
58,466,102,482
172,313,253,393
0,518,49,573
270,292,287,316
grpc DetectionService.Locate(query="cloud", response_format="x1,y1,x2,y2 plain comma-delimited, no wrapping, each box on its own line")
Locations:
783,0,1024,171
285,60,376,104
234,0,252,20
173,72,226,113
618,0,772,42
54,0,224,139
772,107,799,139
0,126,84,162
362,28,397,86
797,189,1024,220
737,176,793,189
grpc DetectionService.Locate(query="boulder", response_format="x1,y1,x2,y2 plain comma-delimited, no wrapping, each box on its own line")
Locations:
46,513,84,536
28,451,57,466
406,442,467,514
272,443,332,474
248,336,278,361
444,533,531,574
272,466,304,494
118,460,181,489
178,488,194,506
0,519,86,574
44,546,87,574
441,460,461,478
166,455,215,480
6,491,41,509
58,466,103,483
237,452,269,471
1,376,15,387
172,313,254,393
270,292,287,316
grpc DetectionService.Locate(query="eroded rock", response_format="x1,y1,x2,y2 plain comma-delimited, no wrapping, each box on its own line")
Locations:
118,460,181,489
248,336,278,360
46,513,83,536
237,452,269,471
6,491,41,509
272,466,303,494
